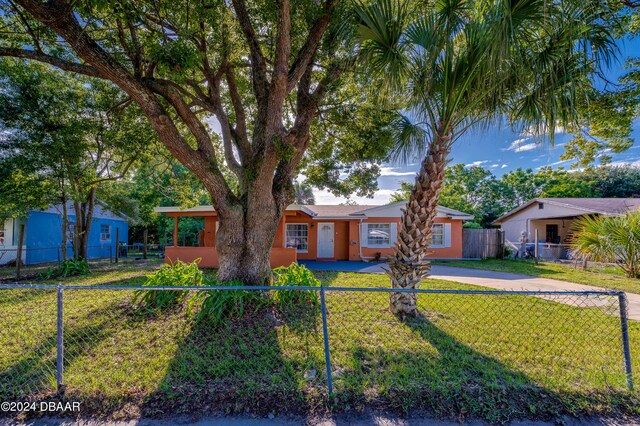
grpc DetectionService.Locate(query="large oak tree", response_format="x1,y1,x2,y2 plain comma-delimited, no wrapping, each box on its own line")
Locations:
0,0,391,284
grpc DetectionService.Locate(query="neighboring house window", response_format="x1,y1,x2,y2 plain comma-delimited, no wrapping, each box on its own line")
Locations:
67,223,75,245
0,221,4,246
431,224,445,247
367,224,391,247
286,224,308,252
100,224,111,242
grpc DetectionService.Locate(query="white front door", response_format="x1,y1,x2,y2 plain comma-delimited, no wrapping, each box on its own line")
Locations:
317,222,334,258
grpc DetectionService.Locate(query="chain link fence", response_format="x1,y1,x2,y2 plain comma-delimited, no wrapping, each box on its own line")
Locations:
0,283,637,417
0,245,167,281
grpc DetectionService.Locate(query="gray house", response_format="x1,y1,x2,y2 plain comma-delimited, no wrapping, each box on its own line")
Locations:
493,198,640,259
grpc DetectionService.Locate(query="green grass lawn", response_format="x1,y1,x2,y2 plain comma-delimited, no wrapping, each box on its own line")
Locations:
434,258,640,295
0,262,638,422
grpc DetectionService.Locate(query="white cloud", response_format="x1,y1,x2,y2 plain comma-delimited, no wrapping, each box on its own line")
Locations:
465,160,489,167
489,164,499,168
513,142,539,152
501,137,530,152
379,166,417,177
313,189,398,205
546,159,571,167
501,164,508,168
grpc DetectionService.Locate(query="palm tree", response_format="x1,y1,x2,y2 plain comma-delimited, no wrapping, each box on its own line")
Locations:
293,181,316,205
356,0,617,317
570,212,640,278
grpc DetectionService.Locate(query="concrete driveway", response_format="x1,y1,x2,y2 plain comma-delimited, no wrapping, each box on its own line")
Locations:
300,260,640,320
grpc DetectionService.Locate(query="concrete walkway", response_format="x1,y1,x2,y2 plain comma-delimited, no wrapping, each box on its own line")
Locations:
300,260,640,320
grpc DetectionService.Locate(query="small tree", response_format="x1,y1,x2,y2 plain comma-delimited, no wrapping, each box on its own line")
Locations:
356,0,619,317
0,61,152,259
570,212,640,278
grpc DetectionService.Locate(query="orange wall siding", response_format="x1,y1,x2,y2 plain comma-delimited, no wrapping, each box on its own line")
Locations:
334,221,350,260
165,213,465,268
165,246,296,268
284,216,318,260
360,217,463,259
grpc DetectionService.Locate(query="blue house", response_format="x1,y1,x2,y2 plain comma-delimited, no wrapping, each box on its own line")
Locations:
0,201,128,265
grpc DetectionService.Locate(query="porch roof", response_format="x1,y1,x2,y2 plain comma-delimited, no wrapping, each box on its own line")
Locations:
494,197,640,224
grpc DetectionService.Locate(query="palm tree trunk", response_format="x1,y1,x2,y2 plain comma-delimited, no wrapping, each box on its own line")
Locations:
387,126,453,318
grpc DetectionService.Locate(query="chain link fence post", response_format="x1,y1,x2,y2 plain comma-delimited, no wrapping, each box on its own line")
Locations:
618,292,634,390
320,285,333,395
56,283,65,395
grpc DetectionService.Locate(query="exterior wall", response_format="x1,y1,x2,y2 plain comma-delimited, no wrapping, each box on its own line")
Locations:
22,211,128,265
499,202,585,243
0,218,26,265
359,217,463,259
529,218,576,245
163,212,466,267
164,246,297,269
283,215,317,260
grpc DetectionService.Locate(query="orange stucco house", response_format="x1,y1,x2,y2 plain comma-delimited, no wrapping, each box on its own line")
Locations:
154,201,473,268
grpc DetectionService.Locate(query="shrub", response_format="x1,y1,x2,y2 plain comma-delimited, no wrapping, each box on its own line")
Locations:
39,259,90,280
271,263,320,308
133,259,203,310
189,279,268,327
571,211,640,278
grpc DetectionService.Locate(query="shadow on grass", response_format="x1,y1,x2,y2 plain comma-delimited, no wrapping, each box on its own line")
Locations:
142,303,325,417
0,321,111,402
333,310,640,423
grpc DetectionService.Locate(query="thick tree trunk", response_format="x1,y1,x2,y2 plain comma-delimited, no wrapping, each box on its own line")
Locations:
73,187,96,261
215,192,287,286
387,127,453,319
60,189,68,262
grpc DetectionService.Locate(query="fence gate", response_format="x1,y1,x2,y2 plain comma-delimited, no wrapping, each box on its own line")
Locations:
462,228,504,259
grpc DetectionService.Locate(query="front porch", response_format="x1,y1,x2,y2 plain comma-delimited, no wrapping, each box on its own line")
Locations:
164,212,297,268
525,216,579,260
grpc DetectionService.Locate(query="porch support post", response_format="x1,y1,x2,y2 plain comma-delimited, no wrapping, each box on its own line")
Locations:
173,216,179,247
279,217,286,248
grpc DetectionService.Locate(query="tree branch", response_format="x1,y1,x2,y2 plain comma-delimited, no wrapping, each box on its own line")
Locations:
14,0,236,209
230,0,269,105
0,47,101,78
272,0,291,96
287,0,339,92
225,68,252,161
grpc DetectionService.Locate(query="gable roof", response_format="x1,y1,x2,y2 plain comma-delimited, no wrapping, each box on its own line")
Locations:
494,198,640,224
154,201,473,220
41,200,130,222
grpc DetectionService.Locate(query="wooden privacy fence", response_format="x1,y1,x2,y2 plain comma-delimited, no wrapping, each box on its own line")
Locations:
462,228,504,259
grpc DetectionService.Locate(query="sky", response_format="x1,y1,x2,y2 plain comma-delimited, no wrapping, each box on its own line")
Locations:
315,37,640,205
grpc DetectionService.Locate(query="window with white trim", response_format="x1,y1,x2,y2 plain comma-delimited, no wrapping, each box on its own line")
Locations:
100,224,111,242
286,224,308,252
67,222,75,245
430,223,445,247
0,221,5,246
367,224,391,247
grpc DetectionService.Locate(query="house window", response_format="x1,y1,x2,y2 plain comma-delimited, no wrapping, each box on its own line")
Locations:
431,223,445,246
538,203,544,209
67,223,75,245
0,221,4,246
286,224,308,252
100,224,111,242
546,224,559,244
367,224,391,247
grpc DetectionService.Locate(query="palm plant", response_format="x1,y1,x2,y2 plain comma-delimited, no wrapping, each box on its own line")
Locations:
570,212,640,278
356,0,618,317
294,181,316,205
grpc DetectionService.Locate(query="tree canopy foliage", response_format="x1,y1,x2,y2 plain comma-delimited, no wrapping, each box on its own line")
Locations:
0,60,154,257
391,164,640,228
